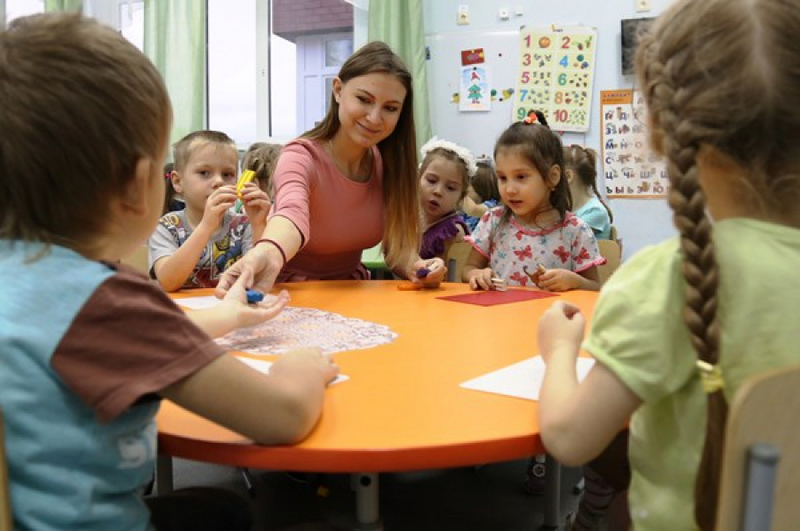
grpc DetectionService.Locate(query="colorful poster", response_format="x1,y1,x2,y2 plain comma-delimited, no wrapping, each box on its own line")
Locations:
513,25,597,132
600,89,668,198
460,64,491,112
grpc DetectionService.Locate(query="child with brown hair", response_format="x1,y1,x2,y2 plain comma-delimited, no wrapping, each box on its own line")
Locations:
463,114,604,292
460,156,500,233
418,137,474,260
0,13,337,531
538,0,800,529
563,144,613,240
149,130,271,291
242,141,282,198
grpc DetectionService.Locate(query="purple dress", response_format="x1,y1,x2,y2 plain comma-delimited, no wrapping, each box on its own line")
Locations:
421,212,469,259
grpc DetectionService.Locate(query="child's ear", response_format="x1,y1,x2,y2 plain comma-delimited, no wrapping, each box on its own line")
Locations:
171,170,184,194
547,165,562,190
119,158,155,215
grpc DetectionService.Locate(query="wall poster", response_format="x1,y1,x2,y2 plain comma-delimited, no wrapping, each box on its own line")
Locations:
600,89,668,198
513,25,597,132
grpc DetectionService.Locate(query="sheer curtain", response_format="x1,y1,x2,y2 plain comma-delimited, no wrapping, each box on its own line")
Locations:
368,0,432,151
44,0,82,11
144,0,205,146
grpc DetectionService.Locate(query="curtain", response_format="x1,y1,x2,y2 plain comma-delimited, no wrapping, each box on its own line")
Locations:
368,0,432,152
144,0,206,147
44,0,83,11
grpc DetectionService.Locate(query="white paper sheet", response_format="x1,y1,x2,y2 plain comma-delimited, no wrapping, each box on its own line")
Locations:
173,295,222,310
237,356,349,385
460,355,595,401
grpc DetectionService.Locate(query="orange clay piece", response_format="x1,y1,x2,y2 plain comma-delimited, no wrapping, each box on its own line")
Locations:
397,282,423,291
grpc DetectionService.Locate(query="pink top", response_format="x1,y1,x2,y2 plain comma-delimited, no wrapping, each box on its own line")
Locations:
270,138,384,281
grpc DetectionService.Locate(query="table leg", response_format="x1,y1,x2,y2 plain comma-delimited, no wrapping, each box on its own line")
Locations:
351,472,382,530
156,454,174,495
542,454,562,530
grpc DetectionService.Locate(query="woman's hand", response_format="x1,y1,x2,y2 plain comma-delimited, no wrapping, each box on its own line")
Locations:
215,242,283,298
218,268,290,329
466,267,495,291
538,300,585,364
410,257,446,287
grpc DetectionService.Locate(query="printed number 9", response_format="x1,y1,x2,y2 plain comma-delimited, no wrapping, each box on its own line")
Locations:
517,108,527,120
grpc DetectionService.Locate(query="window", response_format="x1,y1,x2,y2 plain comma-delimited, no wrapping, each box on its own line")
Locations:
207,0,259,145
4,0,44,25
119,0,144,51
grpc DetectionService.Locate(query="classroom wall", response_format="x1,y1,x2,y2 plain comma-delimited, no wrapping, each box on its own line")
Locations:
422,0,676,260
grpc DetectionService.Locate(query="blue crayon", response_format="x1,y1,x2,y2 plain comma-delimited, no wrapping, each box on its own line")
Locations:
246,289,264,304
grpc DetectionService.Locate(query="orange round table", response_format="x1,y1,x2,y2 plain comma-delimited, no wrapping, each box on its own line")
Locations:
158,280,598,529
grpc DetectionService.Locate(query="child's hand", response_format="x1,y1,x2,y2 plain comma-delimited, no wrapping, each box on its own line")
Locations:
271,347,340,385
467,267,495,291
538,301,585,363
220,267,290,329
411,257,446,287
537,268,582,292
240,182,271,225
199,185,237,232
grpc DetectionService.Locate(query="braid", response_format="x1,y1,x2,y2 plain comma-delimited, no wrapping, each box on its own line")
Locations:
647,57,726,531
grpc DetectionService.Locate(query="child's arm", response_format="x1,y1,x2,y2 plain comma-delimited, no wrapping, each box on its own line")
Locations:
462,248,494,290
159,347,337,445
153,186,237,291
461,195,489,218
160,269,339,445
240,182,271,239
537,265,601,292
187,290,290,338
537,301,641,465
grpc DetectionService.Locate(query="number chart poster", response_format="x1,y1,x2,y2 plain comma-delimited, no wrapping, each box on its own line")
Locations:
513,25,597,132
600,89,668,198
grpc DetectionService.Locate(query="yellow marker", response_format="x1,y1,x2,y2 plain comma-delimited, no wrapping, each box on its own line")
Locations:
236,170,256,198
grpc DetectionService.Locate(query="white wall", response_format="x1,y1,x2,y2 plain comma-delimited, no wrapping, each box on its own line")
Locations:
422,0,676,259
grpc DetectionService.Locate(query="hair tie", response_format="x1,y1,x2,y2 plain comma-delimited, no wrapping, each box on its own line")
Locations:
696,360,725,394
523,112,539,125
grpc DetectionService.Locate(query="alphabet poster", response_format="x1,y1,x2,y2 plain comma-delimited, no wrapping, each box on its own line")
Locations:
600,89,668,198
513,25,597,132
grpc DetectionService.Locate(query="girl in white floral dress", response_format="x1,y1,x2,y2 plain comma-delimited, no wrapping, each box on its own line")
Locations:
463,114,604,291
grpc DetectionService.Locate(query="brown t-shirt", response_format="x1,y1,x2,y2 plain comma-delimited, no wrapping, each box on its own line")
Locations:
52,264,225,423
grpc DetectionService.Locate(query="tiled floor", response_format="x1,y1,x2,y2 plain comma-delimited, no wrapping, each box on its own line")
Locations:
166,457,585,530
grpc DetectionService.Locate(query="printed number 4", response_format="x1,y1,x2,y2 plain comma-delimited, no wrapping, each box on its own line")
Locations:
559,55,568,67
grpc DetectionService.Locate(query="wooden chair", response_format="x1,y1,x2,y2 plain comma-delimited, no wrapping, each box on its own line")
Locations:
716,364,800,531
445,241,473,282
1,408,12,531
596,239,621,285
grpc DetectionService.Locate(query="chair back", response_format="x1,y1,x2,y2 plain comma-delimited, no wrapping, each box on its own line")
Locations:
716,364,800,531
445,242,473,282
1,408,12,531
596,239,621,285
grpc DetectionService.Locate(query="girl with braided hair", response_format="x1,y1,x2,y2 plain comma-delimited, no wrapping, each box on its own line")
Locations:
564,144,613,240
536,0,800,529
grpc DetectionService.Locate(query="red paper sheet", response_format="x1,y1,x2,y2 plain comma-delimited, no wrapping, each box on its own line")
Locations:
437,289,558,307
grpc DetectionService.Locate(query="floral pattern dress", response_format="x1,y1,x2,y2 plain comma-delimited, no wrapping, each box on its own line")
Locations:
468,207,604,287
